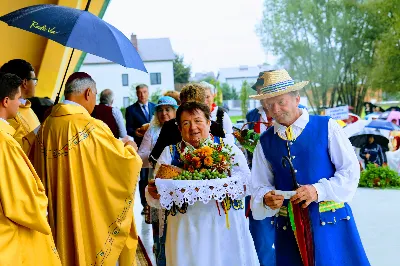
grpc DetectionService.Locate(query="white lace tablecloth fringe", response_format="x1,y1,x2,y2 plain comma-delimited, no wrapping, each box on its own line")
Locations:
155,174,247,210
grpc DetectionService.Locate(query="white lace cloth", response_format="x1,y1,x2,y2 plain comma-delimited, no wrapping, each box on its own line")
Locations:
155,173,247,210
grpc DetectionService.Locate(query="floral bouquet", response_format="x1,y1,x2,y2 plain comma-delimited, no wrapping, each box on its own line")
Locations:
233,128,260,153
173,138,238,180
233,121,271,153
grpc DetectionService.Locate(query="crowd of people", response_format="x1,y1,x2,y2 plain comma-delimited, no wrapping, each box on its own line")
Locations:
0,59,371,266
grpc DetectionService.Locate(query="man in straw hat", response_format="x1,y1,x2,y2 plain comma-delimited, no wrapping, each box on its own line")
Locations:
250,69,369,265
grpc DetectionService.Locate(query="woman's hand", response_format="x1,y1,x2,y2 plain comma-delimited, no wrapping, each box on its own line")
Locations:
148,180,160,200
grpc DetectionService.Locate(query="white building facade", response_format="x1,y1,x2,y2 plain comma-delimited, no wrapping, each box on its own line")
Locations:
217,65,270,92
80,36,175,108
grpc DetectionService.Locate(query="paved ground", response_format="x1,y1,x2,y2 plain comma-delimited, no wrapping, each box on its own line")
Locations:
349,188,400,266
134,187,400,266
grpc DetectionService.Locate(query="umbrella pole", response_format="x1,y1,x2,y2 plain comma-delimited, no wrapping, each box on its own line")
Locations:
53,0,92,104
54,48,75,105
85,0,92,11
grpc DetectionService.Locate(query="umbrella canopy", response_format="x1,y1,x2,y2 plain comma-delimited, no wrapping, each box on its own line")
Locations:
366,120,400,131
343,120,368,137
0,3,147,104
0,4,146,71
379,111,400,124
349,129,389,151
387,106,400,112
365,112,381,120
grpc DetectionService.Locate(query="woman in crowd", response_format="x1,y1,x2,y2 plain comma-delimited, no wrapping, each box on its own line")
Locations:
146,102,259,266
200,81,234,144
138,96,178,264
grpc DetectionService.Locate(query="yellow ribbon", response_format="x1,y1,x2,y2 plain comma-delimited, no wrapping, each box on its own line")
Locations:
285,125,294,141
225,209,230,229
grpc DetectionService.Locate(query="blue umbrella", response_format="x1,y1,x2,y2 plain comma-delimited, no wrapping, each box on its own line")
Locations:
0,2,147,103
365,120,400,131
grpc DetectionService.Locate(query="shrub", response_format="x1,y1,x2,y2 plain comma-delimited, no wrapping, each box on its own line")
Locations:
359,163,400,188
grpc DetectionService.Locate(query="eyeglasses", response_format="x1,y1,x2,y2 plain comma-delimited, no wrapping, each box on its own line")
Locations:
27,77,38,85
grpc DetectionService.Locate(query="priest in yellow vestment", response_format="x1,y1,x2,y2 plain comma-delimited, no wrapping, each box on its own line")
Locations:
0,59,40,156
0,72,61,266
34,72,142,266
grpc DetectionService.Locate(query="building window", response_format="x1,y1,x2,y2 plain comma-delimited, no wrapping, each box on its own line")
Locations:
150,73,162,85
122,74,129,86
123,97,130,108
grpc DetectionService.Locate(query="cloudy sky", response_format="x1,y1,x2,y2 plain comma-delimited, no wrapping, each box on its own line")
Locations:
102,0,277,74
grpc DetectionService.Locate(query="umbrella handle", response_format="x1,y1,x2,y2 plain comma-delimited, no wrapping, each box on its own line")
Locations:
281,156,299,189
54,0,92,105
85,0,92,11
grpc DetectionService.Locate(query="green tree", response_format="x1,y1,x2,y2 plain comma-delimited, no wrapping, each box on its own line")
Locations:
206,79,223,106
150,88,163,103
173,53,191,83
370,1,400,95
240,81,250,118
220,83,239,100
258,0,390,115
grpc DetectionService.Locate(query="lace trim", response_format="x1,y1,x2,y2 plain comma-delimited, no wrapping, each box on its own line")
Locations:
155,173,247,210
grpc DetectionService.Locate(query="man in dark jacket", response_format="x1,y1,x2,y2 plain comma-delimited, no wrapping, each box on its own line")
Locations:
125,84,155,213
360,135,387,166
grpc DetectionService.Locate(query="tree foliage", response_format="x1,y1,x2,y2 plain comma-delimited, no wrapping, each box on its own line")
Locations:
370,1,400,95
240,80,250,118
221,83,239,100
150,88,163,103
173,53,191,84
258,0,394,115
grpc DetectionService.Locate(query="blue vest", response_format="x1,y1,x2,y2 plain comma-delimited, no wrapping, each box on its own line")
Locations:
246,108,261,130
260,115,369,266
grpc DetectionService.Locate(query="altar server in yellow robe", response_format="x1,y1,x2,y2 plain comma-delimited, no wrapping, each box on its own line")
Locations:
0,72,61,266
0,59,40,156
34,72,142,266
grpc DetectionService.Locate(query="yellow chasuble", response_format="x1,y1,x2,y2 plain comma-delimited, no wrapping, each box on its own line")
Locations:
7,100,40,156
0,120,61,266
34,103,142,266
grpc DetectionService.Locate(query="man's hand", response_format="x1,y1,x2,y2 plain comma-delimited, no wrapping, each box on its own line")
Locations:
125,140,138,151
148,180,160,200
263,191,284,210
365,153,370,159
290,185,318,208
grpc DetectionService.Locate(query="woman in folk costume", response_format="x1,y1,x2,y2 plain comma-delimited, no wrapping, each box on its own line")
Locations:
138,96,178,265
146,101,260,266
250,69,370,265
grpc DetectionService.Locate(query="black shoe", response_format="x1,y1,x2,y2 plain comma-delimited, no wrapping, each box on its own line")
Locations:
141,208,145,215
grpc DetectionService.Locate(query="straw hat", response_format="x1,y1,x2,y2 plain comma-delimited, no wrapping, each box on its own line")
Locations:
249,69,309,100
